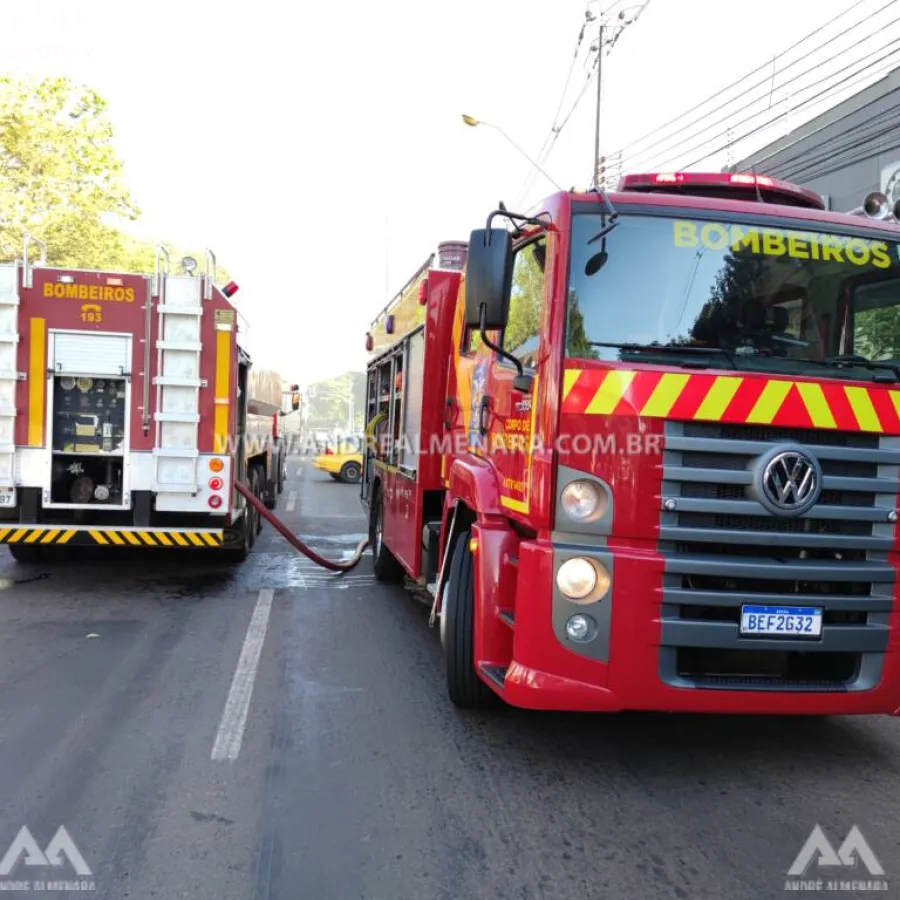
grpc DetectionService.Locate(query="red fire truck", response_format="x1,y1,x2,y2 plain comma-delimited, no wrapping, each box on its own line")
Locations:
0,241,299,562
362,173,900,716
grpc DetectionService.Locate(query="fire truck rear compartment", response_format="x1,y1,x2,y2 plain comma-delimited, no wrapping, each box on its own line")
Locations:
50,373,127,506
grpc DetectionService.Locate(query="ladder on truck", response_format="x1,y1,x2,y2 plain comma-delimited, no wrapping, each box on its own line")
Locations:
0,237,40,493
151,247,215,496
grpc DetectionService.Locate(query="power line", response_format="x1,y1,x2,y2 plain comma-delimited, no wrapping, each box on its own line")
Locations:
615,0,873,156
731,58,900,173
625,4,900,170
681,37,900,169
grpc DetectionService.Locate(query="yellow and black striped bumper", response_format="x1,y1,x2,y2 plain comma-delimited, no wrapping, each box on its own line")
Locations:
0,527,224,547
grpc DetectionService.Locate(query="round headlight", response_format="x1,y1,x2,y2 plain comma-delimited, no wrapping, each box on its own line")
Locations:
556,557,597,600
560,480,605,521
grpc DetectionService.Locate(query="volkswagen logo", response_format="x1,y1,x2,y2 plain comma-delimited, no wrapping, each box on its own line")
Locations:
752,445,822,517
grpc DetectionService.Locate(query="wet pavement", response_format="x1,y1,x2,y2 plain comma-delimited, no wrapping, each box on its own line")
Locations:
0,457,898,899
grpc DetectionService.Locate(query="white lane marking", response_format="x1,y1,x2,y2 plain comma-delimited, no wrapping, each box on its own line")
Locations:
211,588,274,762
286,490,297,512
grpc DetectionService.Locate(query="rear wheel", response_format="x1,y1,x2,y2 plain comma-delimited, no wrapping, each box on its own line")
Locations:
8,544,44,563
370,486,403,582
340,462,361,484
442,529,495,709
250,466,264,536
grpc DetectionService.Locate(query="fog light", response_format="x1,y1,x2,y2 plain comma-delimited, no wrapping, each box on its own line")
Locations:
561,480,605,521
208,495,222,508
566,614,597,642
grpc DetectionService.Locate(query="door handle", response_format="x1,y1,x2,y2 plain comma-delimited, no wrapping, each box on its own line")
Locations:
478,396,490,436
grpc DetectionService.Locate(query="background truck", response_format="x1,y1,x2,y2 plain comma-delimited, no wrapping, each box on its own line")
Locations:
362,173,900,718
0,240,299,562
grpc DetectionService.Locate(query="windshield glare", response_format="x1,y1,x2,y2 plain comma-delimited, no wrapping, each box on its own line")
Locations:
566,211,900,380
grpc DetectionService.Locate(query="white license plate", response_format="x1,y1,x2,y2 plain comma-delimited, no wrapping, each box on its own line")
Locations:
740,605,822,637
0,489,16,508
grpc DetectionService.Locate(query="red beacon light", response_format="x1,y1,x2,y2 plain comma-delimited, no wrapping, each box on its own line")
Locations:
365,332,374,352
222,281,239,298
616,171,824,209
418,278,429,305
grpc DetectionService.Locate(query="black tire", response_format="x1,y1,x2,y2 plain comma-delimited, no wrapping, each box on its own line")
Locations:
276,449,285,494
8,544,44,563
370,485,404,582
340,462,361,484
329,473,341,480
442,529,495,709
250,466,264,536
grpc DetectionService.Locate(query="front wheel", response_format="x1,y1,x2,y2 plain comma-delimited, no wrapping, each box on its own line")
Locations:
442,529,496,709
370,487,404,582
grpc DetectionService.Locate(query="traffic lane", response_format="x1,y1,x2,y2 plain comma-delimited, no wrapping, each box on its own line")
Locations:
0,535,299,897
258,467,900,899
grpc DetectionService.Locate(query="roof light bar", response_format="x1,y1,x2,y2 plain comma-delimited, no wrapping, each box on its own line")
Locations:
616,171,824,209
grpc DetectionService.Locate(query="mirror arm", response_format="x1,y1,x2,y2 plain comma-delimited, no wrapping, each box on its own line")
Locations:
478,305,533,393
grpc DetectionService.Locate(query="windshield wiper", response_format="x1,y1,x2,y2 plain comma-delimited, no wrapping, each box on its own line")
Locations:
821,354,900,383
588,341,737,369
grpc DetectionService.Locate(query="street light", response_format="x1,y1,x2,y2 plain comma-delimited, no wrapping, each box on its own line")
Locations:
461,114,562,192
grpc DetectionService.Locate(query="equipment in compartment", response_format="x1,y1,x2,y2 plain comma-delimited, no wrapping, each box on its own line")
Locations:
52,376,126,454
50,455,124,505
50,375,126,504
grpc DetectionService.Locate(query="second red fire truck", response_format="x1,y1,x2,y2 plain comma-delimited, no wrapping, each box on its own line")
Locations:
0,242,299,562
363,173,900,716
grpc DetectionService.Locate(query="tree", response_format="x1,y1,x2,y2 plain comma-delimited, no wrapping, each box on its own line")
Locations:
0,76,136,266
306,372,365,431
0,76,231,283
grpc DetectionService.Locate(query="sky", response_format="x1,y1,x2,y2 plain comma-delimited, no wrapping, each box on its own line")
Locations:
4,0,897,389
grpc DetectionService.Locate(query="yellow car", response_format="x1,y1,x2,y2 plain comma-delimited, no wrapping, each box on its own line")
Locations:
313,440,363,483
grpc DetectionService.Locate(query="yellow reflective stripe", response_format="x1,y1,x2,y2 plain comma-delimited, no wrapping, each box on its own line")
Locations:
694,376,743,421
796,382,836,429
105,531,126,545
155,532,173,546
136,531,157,546
562,369,581,403
40,529,60,544
500,496,528,513
641,373,690,418
28,318,46,446
89,530,108,544
844,386,882,432
9,529,27,543
187,533,205,547
585,370,636,415
214,328,231,450
24,530,43,543
201,532,219,546
746,380,793,424
121,531,141,545
0,528,10,541
58,530,76,544
171,532,189,546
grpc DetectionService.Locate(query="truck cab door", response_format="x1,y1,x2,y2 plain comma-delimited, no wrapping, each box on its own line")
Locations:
483,235,547,518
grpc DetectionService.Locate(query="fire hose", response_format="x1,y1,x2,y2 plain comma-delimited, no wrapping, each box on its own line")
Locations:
234,480,370,573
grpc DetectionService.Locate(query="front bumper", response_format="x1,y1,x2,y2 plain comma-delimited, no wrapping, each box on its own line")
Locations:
0,526,224,547
499,538,900,715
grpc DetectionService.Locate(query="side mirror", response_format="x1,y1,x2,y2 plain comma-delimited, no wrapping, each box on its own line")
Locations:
465,228,512,330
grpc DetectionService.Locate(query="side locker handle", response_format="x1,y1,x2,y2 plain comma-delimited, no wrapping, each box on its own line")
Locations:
478,396,490,436
444,397,457,430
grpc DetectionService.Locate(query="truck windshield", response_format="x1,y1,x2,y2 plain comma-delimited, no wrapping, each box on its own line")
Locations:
566,211,900,382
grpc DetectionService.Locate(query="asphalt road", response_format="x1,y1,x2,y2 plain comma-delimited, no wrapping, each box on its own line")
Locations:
0,457,899,899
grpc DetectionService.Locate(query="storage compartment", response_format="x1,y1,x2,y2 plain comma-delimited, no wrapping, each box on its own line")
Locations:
49,372,128,507
52,376,126,454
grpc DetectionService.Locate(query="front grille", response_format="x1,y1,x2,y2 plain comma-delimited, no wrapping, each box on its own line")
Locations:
658,420,897,691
